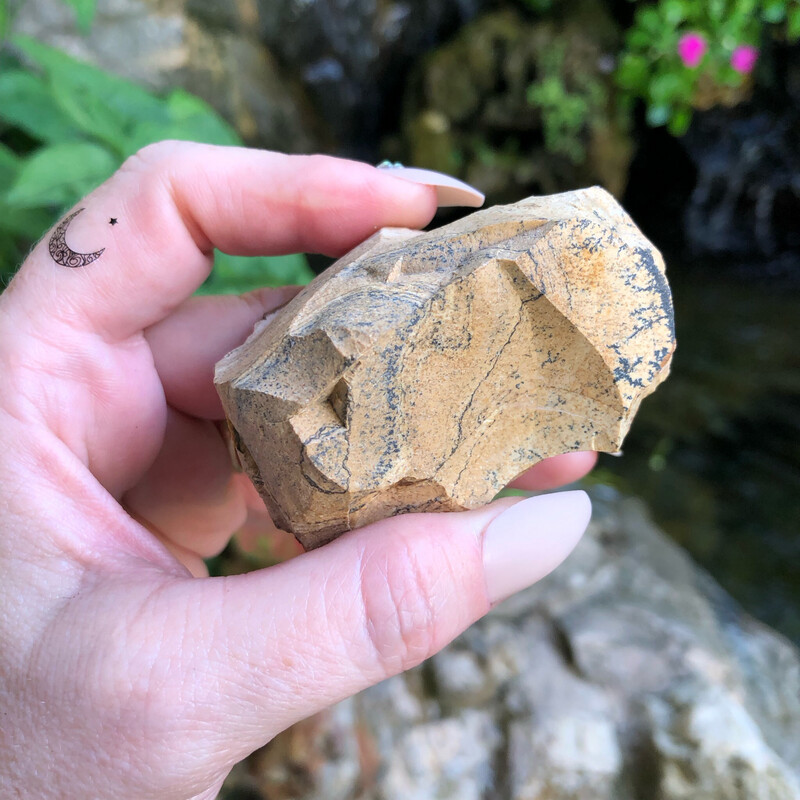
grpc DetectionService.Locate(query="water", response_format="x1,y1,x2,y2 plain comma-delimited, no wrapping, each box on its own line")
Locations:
589,266,800,642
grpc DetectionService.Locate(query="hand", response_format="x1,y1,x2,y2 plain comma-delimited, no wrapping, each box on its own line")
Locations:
0,142,595,799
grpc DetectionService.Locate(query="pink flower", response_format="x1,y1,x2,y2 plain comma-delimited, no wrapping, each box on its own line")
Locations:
731,45,759,74
677,32,708,68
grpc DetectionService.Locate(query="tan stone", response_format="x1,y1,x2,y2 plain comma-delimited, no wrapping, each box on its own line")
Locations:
215,187,675,549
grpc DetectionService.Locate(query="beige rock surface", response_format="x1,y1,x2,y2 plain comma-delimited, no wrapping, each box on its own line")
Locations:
215,187,675,548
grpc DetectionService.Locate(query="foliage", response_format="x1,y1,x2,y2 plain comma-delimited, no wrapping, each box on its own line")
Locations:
0,34,312,289
617,0,800,135
526,44,605,163
198,252,312,296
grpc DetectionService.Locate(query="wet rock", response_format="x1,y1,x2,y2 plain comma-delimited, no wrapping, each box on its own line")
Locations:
683,102,800,264
255,0,491,157
221,490,800,799
397,5,634,202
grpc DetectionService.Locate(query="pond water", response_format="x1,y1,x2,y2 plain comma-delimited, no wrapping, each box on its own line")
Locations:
590,265,800,643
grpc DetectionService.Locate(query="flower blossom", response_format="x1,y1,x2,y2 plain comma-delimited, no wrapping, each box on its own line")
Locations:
677,32,708,68
731,44,759,74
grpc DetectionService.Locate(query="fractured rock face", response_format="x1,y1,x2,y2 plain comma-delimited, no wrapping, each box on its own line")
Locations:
215,187,675,548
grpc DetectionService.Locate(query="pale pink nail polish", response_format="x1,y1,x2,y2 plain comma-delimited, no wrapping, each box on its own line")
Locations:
377,163,485,208
482,490,592,605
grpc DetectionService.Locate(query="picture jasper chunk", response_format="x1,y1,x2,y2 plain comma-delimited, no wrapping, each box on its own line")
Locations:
215,187,675,549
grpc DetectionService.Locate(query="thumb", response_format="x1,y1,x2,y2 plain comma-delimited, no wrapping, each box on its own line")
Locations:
165,490,591,762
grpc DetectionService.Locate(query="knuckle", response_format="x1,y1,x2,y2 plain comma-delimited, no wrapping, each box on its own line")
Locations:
118,141,199,196
357,530,441,680
122,139,186,171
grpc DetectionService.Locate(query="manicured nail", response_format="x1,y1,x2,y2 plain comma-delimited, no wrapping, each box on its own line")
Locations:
482,490,592,605
377,163,485,208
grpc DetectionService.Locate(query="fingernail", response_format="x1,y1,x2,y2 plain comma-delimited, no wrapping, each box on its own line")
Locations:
482,490,592,605
377,163,485,208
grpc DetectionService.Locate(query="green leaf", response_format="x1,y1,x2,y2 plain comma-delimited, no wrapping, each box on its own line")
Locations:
649,72,686,104
5,141,117,208
626,28,652,50
0,69,84,142
49,70,130,153
708,0,726,23
762,0,787,23
0,143,20,187
125,90,241,153
10,35,241,155
788,6,800,39
667,106,692,136
199,251,314,295
165,91,240,144
12,35,166,124
0,203,53,281
0,203,52,238
637,7,664,34
662,0,686,28
62,0,97,32
12,35,169,154
0,0,9,41
616,54,650,91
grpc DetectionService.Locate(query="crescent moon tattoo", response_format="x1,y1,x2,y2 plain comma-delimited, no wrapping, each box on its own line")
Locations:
49,208,105,268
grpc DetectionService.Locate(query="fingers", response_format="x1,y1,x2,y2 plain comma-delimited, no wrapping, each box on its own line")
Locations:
164,490,591,760
10,143,439,341
145,287,302,420
509,451,598,492
123,408,247,560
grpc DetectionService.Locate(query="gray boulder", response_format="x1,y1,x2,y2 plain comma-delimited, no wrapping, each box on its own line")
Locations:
223,488,800,799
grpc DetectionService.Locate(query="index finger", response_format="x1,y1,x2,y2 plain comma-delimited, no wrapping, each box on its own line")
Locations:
6,142,439,341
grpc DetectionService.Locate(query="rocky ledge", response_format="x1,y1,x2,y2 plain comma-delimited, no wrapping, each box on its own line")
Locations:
222,487,800,799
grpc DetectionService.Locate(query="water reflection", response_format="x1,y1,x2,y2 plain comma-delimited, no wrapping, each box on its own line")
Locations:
590,268,800,642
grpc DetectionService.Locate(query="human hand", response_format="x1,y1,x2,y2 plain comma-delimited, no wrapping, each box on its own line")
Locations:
0,142,595,799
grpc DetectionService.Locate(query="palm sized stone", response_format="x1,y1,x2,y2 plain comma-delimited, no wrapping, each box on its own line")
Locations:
215,187,675,548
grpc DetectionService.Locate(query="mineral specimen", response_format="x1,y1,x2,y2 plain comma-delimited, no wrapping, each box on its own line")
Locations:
215,187,675,548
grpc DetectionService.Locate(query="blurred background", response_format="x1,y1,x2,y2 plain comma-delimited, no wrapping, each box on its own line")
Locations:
1,0,799,797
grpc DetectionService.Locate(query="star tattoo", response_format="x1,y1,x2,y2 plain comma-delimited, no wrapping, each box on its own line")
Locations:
109,218,118,226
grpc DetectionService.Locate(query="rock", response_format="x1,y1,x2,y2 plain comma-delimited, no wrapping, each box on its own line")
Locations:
215,187,675,548
682,102,800,265
220,490,800,800
646,682,800,800
254,0,491,157
378,709,501,800
11,0,320,151
395,5,634,202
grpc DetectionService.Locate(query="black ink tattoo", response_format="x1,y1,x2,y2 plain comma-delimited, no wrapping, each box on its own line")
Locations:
48,208,105,268
109,217,118,226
